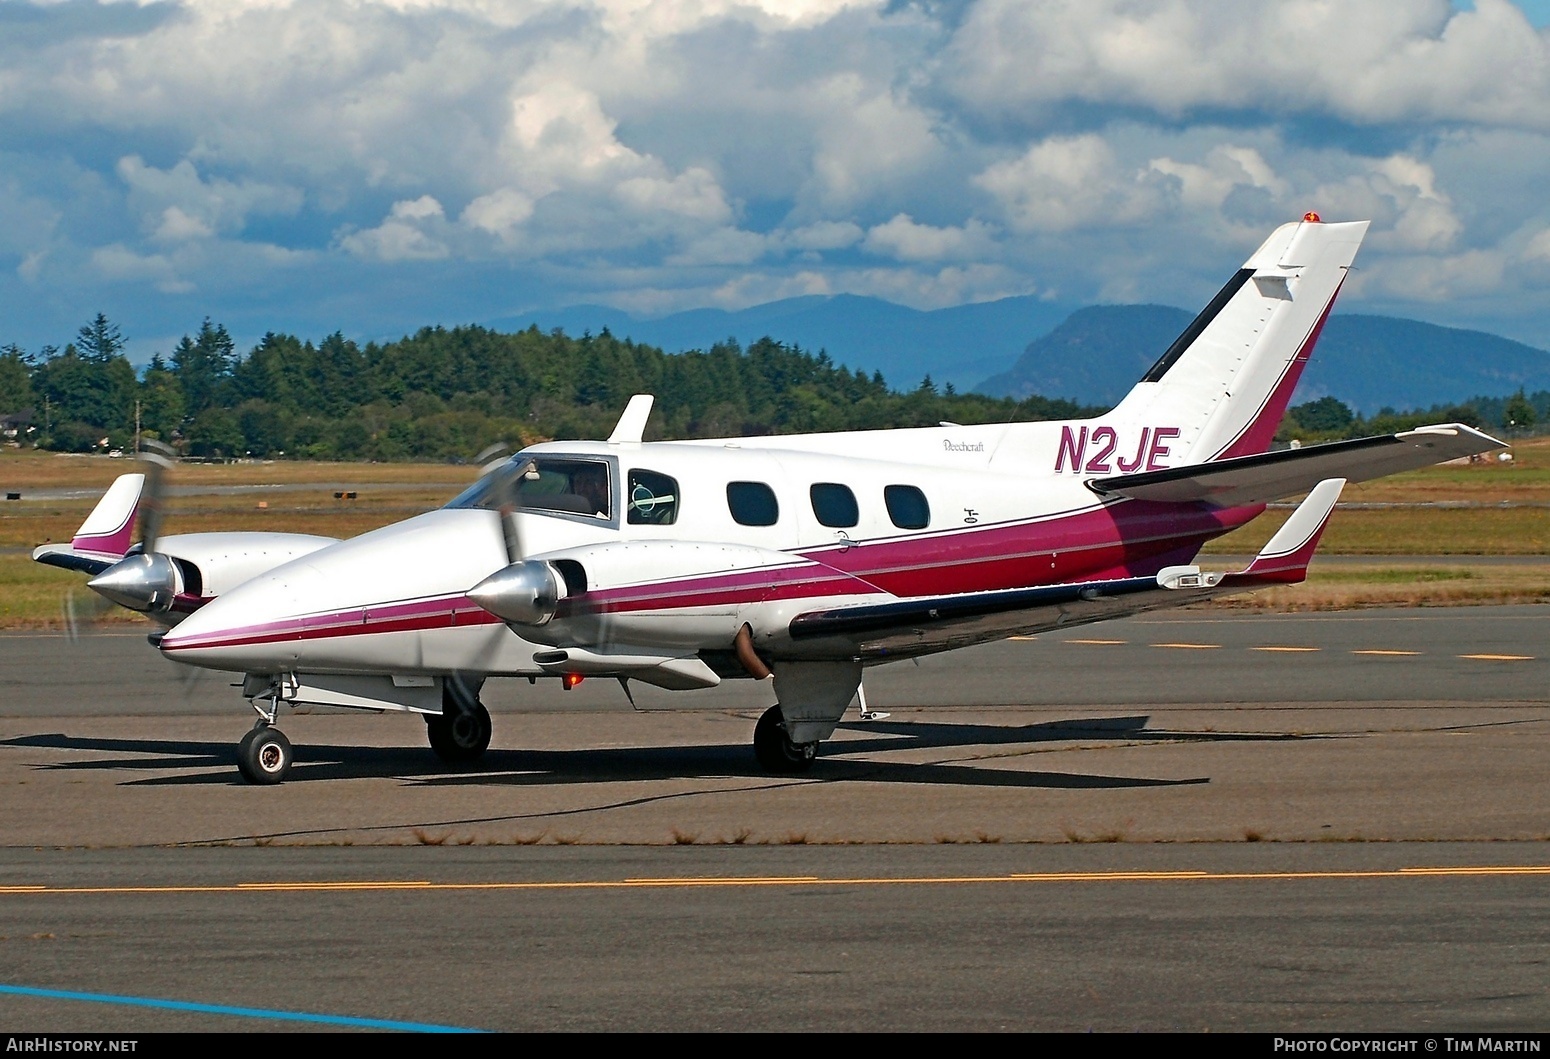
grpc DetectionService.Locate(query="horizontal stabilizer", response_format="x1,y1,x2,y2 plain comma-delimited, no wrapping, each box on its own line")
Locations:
30,544,121,577
1088,424,1502,507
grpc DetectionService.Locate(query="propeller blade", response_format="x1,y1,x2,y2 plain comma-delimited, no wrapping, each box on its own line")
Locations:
483,457,535,567
61,586,118,643
57,438,178,642
136,439,176,554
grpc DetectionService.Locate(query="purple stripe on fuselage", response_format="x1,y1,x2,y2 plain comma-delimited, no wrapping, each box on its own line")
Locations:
162,497,1260,656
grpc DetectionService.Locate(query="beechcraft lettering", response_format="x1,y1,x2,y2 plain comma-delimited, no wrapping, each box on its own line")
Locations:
1055,425,1182,474
33,215,1505,784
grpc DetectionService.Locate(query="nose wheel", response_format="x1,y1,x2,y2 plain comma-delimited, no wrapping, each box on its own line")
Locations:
236,724,293,785
753,704,817,774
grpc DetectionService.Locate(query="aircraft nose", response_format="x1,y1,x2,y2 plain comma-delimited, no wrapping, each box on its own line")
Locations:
158,508,511,674
157,565,306,673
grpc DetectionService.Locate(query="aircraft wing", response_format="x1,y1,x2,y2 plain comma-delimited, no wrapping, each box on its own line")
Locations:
1087,423,1502,507
787,479,1345,662
31,544,122,576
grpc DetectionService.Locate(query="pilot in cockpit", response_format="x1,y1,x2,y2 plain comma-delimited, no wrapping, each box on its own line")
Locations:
570,462,611,519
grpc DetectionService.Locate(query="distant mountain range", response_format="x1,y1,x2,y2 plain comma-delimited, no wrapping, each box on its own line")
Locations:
491,294,1073,394
975,306,1550,412
496,295,1550,413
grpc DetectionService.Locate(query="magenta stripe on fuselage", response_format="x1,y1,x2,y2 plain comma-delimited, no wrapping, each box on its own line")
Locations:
162,496,1260,655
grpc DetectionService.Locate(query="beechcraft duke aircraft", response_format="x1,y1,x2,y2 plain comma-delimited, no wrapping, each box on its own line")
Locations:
35,215,1503,783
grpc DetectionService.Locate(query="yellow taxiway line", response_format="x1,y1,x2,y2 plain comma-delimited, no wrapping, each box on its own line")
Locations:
3,866,1549,897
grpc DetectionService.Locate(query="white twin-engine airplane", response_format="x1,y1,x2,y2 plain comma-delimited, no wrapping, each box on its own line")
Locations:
35,217,1503,783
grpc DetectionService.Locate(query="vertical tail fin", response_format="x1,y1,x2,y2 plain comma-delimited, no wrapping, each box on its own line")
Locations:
1105,217,1368,464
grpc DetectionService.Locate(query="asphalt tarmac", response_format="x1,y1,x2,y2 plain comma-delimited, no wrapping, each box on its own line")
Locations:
0,605,1546,1032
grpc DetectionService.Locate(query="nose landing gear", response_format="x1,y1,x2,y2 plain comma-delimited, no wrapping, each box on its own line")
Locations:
236,724,293,785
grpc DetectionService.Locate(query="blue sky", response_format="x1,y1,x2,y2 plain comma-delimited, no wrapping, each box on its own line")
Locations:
4,0,1550,364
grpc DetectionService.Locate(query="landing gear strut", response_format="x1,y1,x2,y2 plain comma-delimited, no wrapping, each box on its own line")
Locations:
753,704,817,774
426,679,492,763
236,723,293,785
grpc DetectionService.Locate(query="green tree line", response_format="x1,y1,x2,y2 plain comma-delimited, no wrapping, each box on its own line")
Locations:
0,314,1104,459
1276,391,1542,443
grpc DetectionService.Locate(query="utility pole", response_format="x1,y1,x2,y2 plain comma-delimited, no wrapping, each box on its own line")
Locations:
134,398,141,454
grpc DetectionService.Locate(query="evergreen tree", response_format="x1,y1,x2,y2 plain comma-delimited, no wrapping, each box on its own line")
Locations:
0,344,34,414
172,318,236,417
76,313,126,364
1504,389,1536,433
138,354,186,440
32,342,135,435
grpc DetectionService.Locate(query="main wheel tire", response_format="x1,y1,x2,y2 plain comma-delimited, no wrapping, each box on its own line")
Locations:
426,702,492,763
236,726,293,785
753,704,817,774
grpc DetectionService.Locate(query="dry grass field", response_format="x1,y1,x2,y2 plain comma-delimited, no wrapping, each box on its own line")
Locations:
2,435,1546,629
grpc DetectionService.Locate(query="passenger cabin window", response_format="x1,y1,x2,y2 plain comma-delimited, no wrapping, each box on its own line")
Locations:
628,469,680,525
884,485,929,529
727,481,779,526
809,483,858,528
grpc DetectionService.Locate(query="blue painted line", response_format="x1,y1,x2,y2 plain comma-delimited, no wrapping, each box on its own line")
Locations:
0,983,483,1032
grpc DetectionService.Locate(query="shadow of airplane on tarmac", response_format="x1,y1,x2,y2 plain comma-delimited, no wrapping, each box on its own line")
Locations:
0,713,1328,791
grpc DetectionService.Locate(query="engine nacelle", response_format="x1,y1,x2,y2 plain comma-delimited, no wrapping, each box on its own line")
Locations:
494,539,888,652
154,531,341,599
88,531,343,620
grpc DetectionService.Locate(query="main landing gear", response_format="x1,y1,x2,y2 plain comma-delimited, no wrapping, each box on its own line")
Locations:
425,678,492,763
753,704,817,774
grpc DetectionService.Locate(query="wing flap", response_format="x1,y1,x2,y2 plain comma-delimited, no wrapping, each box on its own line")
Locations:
1088,423,1502,506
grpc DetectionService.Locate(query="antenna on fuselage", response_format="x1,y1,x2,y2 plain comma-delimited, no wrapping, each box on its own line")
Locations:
607,394,655,444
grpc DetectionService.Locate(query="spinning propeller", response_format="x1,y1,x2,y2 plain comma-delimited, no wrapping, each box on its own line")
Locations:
465,453,570,628
62,441,182,639
81,441,182,614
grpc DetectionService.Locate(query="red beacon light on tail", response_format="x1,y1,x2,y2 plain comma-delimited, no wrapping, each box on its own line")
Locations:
1303,212,1321,223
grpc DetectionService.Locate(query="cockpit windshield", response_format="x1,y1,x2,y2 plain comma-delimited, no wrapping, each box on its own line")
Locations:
444,456,613,520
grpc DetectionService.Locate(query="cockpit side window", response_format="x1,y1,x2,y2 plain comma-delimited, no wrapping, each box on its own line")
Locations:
627,469,679,525
444,457,612,520
520,459,611,518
